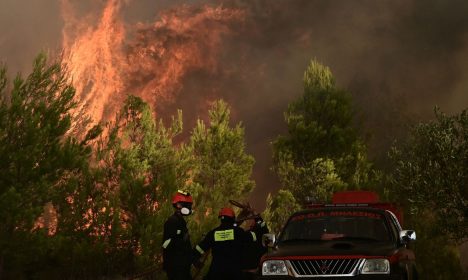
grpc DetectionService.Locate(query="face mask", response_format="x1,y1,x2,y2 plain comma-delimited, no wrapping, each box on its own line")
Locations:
181,207,191,216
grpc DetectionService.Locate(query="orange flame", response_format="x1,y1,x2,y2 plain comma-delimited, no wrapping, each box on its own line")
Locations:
61,0,245,124
62,0,126,123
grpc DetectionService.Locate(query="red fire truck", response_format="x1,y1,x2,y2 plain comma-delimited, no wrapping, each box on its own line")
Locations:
259,191,417,279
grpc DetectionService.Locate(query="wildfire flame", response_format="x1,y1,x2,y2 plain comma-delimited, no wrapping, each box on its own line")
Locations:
62,0,126,123
61,0,245,124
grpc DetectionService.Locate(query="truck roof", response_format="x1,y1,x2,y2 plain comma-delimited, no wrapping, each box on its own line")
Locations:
304,191,404,225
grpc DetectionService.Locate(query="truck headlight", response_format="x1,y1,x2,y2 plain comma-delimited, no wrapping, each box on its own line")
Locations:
361,259,390,274
262,260,289,276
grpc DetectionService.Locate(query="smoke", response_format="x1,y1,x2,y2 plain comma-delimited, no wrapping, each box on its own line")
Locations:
0,0,62,74
1,0,468,208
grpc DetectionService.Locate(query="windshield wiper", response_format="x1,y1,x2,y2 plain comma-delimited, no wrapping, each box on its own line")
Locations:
280,238,323,243
331,236,381,242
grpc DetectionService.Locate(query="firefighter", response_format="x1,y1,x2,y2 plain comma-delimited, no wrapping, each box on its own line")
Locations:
192,207,256,280
237,210,269,279
162,190,194,280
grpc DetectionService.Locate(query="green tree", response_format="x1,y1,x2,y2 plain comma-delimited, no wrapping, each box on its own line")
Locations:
0,54,97,278
86,95,193,276
275,153,345,202
389,108,468,279
266,59,377,237
263,189,301,234
270,59,376,218
390,108,467,242
189,100,255,239
408,210,464,280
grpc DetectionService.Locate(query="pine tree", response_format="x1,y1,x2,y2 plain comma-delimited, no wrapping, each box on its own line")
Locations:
89,95,193,275
266,59,377,232
272,59,376,200
263,190,300,234
0,54,96,277
189,100,255,239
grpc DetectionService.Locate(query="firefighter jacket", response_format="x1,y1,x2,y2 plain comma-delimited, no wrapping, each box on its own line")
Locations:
193,222,257,280
162,212,192,272
241,218,269,270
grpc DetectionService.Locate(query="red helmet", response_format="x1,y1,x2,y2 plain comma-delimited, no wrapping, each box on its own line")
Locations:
172,190,193,204
218,207,235,218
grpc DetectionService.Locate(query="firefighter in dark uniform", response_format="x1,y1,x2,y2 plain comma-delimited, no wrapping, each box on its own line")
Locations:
239,215,269,280
192,207,257,280
162,190,194,280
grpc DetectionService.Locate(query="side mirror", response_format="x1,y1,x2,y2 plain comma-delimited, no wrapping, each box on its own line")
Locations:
262,233,276,248
399,230,416,244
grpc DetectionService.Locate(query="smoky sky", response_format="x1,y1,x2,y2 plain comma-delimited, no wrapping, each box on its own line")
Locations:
1,0,468,209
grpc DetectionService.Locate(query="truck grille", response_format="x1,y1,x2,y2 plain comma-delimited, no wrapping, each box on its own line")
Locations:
289,258,363,276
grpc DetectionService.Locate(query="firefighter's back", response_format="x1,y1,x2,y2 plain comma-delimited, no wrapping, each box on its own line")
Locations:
207,224,247,278
194,207,255,280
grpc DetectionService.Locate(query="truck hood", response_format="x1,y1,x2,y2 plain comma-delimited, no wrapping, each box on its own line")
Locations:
266,241,397,259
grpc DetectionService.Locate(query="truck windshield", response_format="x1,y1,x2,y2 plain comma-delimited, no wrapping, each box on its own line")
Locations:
279,210,391,242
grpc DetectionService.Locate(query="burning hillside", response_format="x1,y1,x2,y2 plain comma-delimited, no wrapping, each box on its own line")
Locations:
53,0,468,208
62,0,245,123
